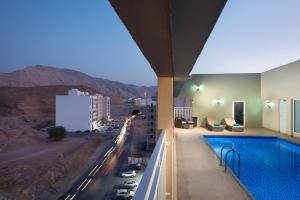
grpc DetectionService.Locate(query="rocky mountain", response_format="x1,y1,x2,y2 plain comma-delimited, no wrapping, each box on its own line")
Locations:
0,65,156,98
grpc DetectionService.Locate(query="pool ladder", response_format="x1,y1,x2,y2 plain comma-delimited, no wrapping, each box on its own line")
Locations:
220,145,240,178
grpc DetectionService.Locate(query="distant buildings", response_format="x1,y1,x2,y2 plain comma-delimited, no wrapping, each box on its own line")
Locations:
134,98,146,106
126,97,147,106
56,89,110,132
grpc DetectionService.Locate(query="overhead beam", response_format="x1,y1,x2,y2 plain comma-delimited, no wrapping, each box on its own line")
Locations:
110,0,173,77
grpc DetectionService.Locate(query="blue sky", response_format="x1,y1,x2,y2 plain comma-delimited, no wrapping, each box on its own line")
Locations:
0,0,299,86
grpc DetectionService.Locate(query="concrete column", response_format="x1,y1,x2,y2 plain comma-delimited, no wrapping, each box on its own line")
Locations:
157,77,174,200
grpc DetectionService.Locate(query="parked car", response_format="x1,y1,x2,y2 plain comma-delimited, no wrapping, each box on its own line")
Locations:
123,180,138,188
121,170,136,178
115,184,132,190
115,189,134,199
127,163,142,170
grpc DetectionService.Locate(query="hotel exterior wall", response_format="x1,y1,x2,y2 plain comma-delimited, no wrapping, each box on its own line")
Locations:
178,74,262,128
261,60,300,135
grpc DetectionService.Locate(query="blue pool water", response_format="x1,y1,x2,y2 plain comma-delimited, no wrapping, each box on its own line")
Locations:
204,135,300,200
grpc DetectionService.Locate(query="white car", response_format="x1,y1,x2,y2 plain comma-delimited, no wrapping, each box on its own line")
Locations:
123,180,138,187
116,189,135,199
121,170,136,178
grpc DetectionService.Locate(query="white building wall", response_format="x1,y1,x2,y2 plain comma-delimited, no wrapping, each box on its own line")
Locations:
96,94,104,122
56,95,90,132
261,60,300,136
103,97,111,120
56,89,110,131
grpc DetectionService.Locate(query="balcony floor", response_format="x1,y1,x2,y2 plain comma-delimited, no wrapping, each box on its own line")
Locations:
174,127,296,200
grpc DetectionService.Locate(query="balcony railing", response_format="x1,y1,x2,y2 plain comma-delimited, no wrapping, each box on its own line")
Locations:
174,107,192,120
134,130,166,200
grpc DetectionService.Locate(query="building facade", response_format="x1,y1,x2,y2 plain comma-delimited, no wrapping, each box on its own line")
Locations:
146,96,157,151
102,96,111,121
56,89,110,131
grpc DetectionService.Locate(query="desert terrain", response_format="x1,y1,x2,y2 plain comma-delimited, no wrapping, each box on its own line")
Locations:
0,86,116,200
0,65,155,200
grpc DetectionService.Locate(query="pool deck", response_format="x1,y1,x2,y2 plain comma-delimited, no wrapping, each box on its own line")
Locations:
175,127,300,200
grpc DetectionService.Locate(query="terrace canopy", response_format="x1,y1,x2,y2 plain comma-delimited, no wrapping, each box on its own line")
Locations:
109,1,227,199
109,0,227,96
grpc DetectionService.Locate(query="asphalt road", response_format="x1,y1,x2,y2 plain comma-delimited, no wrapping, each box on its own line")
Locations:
60,117,143,200
75,133,143,200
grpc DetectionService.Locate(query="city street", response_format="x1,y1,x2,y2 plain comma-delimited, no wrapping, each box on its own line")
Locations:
60,117,143,200
76,133,143,200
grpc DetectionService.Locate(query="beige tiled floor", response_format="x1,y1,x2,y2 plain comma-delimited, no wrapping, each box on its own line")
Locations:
175,127,300,200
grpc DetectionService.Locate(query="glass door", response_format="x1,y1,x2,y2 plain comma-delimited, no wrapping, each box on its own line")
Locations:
293,99,300,135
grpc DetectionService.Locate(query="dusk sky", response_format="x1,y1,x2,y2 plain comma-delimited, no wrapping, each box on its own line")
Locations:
0,0,299,86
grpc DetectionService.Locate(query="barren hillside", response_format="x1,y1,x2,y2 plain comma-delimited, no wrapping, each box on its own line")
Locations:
0,65,156,98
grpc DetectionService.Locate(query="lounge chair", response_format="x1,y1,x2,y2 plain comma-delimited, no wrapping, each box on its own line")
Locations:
223,117,244,132
207,116,225,132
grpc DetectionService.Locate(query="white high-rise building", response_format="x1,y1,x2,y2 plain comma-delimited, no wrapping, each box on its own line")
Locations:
56,89,110,131
102,96,111,121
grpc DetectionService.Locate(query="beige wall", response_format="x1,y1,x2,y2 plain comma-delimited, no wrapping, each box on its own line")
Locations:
157,77,174,200
261,60,300,136
179,74,262,128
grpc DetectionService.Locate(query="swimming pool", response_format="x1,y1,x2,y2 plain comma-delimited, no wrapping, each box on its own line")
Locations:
204,135,300,200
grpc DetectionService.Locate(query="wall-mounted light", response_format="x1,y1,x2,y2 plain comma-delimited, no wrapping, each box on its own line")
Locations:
212,98,223,105
215,98,222,105
266,100,274,108
195,84,204,92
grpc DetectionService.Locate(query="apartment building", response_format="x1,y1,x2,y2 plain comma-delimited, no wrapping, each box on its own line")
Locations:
102,96,111,121
146,96,157,151
56,89,110,131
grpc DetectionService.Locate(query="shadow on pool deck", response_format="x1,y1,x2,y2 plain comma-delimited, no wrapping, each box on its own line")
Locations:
175,127,300,200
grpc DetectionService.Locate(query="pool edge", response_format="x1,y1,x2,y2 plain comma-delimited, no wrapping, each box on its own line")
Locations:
202,135,255,200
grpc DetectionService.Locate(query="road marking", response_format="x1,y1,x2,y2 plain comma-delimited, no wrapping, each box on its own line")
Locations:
88,165,99,176
92,165,102,176
77,179,87,190
69,194,76,200
81,179,92,191
101,156,108,164
64,194,70,200
112,146,116,152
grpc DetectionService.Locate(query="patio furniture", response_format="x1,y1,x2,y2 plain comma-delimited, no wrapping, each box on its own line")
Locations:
223,117,244,132
192,117,198,127
207,116,225,132
183,123,193,129
175,117,188,128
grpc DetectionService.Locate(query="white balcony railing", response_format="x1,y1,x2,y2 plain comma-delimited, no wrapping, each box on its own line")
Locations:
134,130,166,200
174,107,192,120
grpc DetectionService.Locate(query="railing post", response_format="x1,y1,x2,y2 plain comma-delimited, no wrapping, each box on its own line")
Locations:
220,145,232,166
224,149,241,178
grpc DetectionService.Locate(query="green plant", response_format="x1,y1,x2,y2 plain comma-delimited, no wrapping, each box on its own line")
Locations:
48,126,66,141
